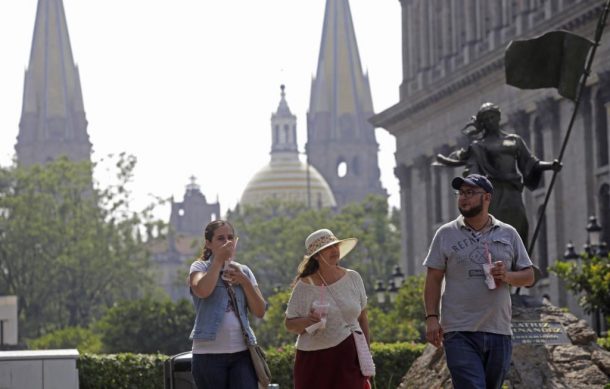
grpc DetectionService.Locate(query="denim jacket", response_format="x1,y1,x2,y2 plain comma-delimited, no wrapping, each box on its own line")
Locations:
189,259,257,344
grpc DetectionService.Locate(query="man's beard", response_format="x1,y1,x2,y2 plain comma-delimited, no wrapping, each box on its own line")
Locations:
459,202,483,218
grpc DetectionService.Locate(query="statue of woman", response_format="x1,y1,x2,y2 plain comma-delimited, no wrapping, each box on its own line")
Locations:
437,102,562,246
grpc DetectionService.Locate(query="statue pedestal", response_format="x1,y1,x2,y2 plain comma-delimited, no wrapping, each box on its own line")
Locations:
399,296,610,388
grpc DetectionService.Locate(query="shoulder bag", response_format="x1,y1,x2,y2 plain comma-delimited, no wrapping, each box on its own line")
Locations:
318,272,376,377
224,281,272,388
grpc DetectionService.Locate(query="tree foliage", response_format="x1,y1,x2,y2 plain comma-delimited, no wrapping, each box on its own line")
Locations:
550,253,610,316
226,195,401,297
27,326,103,354
0,155,159,339
368,274,426,343
254,289,296,348
96,297,194,355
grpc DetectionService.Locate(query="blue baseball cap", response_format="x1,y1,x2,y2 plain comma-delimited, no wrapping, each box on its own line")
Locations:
451,174,494,194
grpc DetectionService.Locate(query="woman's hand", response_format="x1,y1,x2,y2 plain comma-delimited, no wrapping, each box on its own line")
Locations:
308,308,322,322
216,239,236,262
225,263,249,285
285,311,321,334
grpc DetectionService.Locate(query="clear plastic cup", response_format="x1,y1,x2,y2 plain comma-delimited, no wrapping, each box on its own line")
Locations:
312,300,330,319
220,238,238,282
221,260,232,281
307,300,330,332
482,263,496,290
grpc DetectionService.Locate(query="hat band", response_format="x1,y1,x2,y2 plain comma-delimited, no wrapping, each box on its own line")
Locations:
306,235,339,256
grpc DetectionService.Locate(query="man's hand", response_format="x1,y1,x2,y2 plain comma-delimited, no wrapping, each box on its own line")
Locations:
491,261,507,283
425,317,443,348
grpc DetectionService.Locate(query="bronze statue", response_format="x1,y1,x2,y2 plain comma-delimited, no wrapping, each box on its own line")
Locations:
436,102,562,246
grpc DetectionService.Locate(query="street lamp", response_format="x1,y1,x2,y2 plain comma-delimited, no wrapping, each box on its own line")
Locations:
374,280,386,304
563,241,579,261
563,240,582,270
599,242,609,257
563,215,607,336
387,279,399,303
586,215,602,253
391,265,405,288
375,265,405,305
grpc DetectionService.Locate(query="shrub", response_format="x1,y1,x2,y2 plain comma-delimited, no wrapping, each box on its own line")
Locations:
265,344,297,387
78,353,166,389
77,341,426,389
370,342,425,389
95,298,194,355
260,342,425,388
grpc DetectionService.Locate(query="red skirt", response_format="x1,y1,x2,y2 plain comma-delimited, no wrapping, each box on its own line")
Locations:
294,334,367,389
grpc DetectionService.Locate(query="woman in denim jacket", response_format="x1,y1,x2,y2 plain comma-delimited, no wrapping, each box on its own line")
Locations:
188,220,266,389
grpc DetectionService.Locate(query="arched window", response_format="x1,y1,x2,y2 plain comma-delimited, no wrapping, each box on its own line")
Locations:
337,158,348,178
284,124,290,144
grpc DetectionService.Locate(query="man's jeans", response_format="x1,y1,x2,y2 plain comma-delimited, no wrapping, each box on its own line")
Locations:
191,350,258,389
443,331,512,389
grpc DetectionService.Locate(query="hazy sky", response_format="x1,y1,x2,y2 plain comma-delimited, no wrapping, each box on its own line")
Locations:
0,0,402,219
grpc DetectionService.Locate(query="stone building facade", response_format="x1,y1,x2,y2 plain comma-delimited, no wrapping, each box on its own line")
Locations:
150,177,220,300
372,0,610,318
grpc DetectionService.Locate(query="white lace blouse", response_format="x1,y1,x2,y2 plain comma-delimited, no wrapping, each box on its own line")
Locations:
285,269,367,351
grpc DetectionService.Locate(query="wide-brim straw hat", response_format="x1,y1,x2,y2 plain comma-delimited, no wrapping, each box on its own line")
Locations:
304,228,357,260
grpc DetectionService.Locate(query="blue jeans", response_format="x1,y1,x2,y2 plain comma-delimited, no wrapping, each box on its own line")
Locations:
191,350,257,389
443,331,512,389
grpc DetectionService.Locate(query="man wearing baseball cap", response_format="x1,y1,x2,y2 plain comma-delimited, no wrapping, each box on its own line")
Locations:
423,173,534,389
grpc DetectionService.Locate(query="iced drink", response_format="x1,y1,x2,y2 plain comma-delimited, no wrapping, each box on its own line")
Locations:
221,237,238,281
482,263,496,290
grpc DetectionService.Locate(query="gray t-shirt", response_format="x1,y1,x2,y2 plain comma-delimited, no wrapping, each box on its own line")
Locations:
423,215,533,335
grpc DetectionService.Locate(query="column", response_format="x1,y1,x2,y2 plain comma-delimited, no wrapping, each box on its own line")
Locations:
394,163,415,275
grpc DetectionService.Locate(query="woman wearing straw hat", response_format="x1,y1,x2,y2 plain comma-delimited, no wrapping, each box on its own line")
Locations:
285,228,370,389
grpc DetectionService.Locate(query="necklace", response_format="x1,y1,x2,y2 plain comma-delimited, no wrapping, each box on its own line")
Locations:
464,216,491,232
317,268,344,285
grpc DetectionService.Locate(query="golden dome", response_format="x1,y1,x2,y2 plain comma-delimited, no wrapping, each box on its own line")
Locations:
240,154,336,208
241,85,336,208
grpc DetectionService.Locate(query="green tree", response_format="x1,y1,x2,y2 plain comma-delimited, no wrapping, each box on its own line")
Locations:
550,253,610,324
368,274,425,343
0,155,159,339
27,326,103,354
255,289,296,348
226,195,401,297
96,297,194,355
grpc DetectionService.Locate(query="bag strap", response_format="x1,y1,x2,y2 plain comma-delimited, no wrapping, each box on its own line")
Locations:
224,281,254,345
317,272,356,331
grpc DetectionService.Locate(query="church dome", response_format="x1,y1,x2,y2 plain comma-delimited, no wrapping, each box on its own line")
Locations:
240,85,336,209
240,155,336,208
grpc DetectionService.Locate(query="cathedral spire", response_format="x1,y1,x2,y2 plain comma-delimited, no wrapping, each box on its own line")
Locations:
306,0,385,207
16,0,91,166
309,0,374,135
